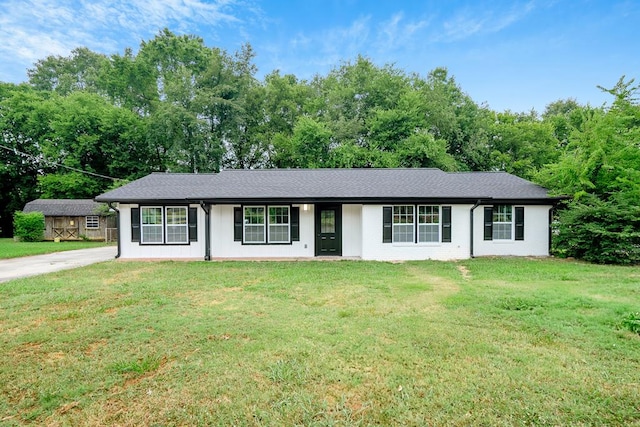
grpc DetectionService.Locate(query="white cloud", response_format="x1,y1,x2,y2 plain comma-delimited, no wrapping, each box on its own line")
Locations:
439,1,536,42
322,15,372,57
0,0,260,82
376,12,430,51
278,16,373,74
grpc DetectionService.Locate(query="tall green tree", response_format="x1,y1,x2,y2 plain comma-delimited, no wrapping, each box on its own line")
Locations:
489,111,559,179
0,84,47,236
416,68,492,170
36,91,149,197
537,77,640,264
27,47,109,95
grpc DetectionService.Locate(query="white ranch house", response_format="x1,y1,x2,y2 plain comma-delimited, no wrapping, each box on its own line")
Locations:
95,168,559,261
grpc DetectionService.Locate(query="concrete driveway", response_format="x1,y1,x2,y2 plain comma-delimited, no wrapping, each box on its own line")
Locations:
0,246,117,283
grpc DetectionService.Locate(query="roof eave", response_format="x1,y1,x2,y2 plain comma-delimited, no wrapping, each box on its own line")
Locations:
96,196,560,205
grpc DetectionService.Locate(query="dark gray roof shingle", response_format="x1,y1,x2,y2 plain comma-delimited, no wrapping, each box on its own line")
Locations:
95,168,553,203
23,199,104,216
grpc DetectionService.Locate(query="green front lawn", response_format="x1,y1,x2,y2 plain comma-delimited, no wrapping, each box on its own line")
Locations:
0,258,638,425
0,238,112,259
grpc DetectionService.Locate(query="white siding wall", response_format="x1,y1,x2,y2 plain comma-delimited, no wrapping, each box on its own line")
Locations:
473,205,551,257
117,202,551,260
117,204,206,259
210,204,315,258
342,204,363,257
361,204,472,261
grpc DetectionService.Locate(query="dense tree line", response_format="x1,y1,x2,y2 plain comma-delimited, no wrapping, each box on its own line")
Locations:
1,29,638,263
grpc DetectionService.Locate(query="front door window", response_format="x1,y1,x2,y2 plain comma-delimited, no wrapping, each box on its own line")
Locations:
320,210,335,233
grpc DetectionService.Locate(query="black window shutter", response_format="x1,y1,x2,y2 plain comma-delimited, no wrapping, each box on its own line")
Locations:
515,207,524,241
234,207,243,242
188,207,198,242
291,207,300,241
382,206,392,243
483,206,493,241
442,206,452,242
131,207,140,242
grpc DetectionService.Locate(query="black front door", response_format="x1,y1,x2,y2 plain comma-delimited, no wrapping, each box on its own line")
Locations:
315,204,342,256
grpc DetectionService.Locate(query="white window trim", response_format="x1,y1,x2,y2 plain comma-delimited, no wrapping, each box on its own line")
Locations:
244,206,266,244
267,205,291,244
141,206,164,244
392,205,415,243
417,205,440,243
165,207,189,244
85,215,100,229
492,205,513,240
391,205,443,244
242,205,292,244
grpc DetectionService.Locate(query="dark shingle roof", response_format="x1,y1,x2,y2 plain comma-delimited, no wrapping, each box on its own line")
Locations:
95,168,553,203
23,199,104,216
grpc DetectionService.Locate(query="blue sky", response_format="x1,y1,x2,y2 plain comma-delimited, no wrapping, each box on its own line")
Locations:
0,0,638,112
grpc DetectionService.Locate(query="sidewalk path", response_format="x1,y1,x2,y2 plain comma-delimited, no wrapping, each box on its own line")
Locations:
0,246,117,283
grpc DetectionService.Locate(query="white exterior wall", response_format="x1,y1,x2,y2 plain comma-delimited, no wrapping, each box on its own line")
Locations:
116,202,551,260
117,203,206,259
361,204,472,261
210,204,315,258
342,204,363,257
473,205,551,257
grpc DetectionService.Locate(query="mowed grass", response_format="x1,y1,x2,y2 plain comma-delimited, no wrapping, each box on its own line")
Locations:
0,238,112,259
0,258,638,426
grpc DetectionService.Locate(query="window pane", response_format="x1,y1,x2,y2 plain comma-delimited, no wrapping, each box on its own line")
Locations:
245,207,265,224
86,216,99,229
393,224,414,242
244,225,265,243
268,206,289,243
269,225,289,242
493,224,511,240
417,206,439,242
321,210,335,233
269,206,289,224
166,207,187,224
418,206,439,224
493,205,512,223
492,205,512,240
393,205,414,224
141,207,163,243
393,205,414,242
418,224,439,242
142,207,162,225
142,225,163,243
244,206,265,243
166,225,188,243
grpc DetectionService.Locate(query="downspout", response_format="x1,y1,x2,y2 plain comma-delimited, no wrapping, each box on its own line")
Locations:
200,201,211,261
469,199,483,259
107,202,120,259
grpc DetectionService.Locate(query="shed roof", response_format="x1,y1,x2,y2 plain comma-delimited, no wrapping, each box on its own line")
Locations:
23,199,104,216
95,168,554,204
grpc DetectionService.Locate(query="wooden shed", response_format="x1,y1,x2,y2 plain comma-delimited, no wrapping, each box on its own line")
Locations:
23,199,116,241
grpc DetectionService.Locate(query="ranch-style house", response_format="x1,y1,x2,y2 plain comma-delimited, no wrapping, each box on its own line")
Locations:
95,168,559,261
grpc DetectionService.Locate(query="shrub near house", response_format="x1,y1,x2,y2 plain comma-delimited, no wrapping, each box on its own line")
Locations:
13,211,44,242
